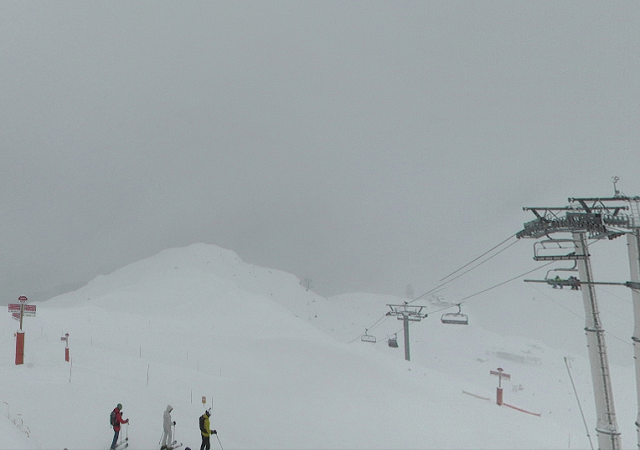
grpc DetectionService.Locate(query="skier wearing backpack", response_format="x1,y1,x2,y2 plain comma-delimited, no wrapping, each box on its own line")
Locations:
110,403,129,449
161,405,176,449
199,409,216,450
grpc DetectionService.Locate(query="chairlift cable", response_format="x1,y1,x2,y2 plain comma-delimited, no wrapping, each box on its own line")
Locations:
410,237,522,304
368,314,388,331
433,239,520,293
351,260,552,343
352,234,594,344
589,286,633,323
419,231,594,308
439,234,517,282
564,356,595,450
527,283,631,348
348,315,390,343
457,261,555,303
527,283,585,322
383,329,402,341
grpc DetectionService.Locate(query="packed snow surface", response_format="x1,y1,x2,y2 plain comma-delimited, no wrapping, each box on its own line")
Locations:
1,243,638,449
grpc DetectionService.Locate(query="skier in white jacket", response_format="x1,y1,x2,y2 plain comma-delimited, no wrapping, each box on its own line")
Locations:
161,405,175,449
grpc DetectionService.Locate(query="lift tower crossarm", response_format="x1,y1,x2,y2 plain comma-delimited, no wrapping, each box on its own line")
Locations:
568,198,629,215
517,206,610,239
517,200,635,240
524,279,638,288
567,196,640,230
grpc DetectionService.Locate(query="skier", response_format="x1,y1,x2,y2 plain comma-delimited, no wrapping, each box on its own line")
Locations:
110,403,129,450
199,409,217,450
568,276,580,290
161,405,176,449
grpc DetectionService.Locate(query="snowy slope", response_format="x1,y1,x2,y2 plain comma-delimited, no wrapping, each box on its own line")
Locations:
0,243,633,449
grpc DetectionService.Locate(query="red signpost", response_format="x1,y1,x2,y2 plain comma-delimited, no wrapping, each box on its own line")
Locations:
61,333,70,362
490,367,511,406
8,296,36,365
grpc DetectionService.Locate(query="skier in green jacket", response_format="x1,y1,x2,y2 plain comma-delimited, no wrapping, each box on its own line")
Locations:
199,409,217,450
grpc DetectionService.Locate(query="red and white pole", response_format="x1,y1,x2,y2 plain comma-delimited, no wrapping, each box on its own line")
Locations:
15,296,28,365
15,330,24,365
496,386,504,406
61,333,70,362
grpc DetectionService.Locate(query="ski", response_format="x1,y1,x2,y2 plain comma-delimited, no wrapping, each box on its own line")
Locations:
161,444,182,450
113,439,129,449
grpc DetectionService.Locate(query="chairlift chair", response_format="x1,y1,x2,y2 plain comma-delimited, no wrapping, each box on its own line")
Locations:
441,304,469,325
388,334,399,348
361,329,376,343
544,262,580,289
544,261,578,279
545,275,581,290
533,239,585,261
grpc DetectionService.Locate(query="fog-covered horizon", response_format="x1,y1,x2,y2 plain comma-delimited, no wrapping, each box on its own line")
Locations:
1,1,639,303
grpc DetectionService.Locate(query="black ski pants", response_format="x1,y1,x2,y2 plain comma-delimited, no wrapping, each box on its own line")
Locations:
200,435,210,450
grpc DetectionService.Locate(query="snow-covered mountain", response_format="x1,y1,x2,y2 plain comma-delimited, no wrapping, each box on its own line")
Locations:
1,243,636,449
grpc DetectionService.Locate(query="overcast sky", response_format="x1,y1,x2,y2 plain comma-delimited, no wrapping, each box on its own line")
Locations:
1,1,639,303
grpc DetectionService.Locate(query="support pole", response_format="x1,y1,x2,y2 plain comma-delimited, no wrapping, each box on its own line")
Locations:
491,368,510,406
626,230,640,450
15,331,24,365
61,333,70,362
386,304,426,363
574,231,621,450
403,316,410,362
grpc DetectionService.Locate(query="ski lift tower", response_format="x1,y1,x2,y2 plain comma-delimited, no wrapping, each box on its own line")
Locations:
565,193,640,450
386,303,427,361
516,193,640,450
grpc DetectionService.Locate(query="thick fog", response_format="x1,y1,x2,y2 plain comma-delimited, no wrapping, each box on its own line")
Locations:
1,1,639,302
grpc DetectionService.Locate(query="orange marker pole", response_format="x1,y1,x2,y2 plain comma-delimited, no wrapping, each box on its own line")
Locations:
15,331,24,365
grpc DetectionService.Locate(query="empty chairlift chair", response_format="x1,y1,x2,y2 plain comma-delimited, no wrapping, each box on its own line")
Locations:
533,239,584,261
388,334,399,348
441,304,469,325
361,329,376,343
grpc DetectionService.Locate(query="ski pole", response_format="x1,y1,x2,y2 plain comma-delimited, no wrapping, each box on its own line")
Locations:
215,433,224,450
